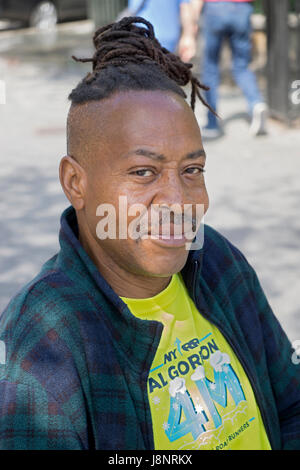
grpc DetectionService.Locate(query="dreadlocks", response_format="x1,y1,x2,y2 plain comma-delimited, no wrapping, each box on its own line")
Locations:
69,16,214,114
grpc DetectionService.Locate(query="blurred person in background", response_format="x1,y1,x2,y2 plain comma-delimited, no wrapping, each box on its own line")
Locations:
193,0,267,138
128,0,198,61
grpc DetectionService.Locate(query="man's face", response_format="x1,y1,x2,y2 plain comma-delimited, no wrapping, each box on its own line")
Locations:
71,90,209,278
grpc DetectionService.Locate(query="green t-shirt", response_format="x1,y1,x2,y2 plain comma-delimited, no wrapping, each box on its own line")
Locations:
121,273,271,450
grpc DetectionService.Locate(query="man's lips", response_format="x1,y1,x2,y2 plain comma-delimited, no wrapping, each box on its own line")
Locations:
149,233,188,248
139,226,189,247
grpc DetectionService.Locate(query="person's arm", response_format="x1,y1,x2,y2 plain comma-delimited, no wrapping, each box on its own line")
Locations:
178,1,199,62
249,272,300,449
0,379,84,449
191,0,204,18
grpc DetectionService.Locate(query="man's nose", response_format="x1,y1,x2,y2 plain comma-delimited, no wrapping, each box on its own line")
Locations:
152,170,188,207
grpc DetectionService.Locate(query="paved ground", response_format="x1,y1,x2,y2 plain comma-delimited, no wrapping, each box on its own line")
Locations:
0,21,299,342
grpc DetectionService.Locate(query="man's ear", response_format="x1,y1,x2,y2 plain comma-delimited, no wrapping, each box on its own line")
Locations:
59,156,87,210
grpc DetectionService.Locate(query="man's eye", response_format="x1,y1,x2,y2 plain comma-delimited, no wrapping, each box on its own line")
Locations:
131,169,154,177
185,167,205,175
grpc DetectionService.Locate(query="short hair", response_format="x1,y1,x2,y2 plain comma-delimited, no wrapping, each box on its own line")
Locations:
68,16,214,114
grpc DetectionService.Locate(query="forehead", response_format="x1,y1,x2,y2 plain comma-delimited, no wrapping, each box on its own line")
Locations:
67,90,202,159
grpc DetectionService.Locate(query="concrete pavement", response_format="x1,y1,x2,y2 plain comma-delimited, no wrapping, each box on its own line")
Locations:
0,21,299,342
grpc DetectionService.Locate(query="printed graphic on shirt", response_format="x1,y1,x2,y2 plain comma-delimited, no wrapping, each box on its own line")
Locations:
121,273,271,450
147,332,267,450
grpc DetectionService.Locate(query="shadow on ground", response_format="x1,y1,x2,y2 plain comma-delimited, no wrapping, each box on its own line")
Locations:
0,165,67,312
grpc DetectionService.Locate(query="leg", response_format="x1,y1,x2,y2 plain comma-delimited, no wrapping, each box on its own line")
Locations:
229,3,267,135
229,3,264,113
201,6,225,129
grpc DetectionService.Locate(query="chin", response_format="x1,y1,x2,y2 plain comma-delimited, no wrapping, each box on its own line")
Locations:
138,247,189,278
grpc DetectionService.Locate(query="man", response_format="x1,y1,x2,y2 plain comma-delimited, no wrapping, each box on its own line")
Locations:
128,0,198,61
0,17,299,450
193,0,268,138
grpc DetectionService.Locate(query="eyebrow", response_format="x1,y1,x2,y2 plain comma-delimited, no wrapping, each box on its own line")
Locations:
124,148,206,161
185,149,206,160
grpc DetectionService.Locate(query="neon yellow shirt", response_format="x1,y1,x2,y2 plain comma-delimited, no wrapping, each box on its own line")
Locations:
121,273,271,450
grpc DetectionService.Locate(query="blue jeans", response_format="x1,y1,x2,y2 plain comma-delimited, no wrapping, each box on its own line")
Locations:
201,2,263,128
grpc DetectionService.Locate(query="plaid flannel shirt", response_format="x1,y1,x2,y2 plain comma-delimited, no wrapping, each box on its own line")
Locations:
0,206,299,450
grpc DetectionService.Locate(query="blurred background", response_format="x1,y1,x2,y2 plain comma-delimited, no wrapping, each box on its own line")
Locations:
0,0,299,341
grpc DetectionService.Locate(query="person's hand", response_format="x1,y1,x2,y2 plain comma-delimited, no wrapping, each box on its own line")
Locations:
178,33,197,63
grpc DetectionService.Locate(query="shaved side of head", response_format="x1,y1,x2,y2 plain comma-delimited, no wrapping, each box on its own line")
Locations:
67,98,121,168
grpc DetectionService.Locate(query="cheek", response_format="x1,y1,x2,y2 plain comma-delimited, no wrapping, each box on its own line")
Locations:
199,175,209,209
112,186,153,235
86,171,121,212
193,183,209,214
203,190,209,214
84,187,119,244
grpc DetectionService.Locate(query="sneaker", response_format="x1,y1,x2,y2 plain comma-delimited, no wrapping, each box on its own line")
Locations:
249,102,268,136
201,126,223,140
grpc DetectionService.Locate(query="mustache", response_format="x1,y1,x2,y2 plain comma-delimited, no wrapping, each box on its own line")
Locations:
132,210,199,237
